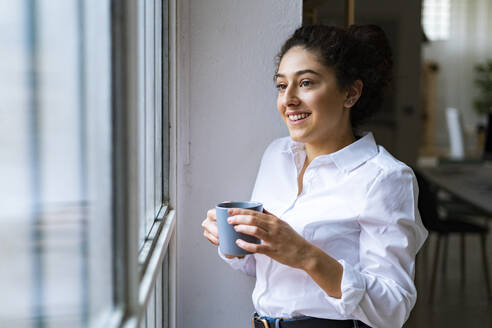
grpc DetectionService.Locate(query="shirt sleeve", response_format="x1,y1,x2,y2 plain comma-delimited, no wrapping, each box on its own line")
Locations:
327,167,428,328
217,248,257,277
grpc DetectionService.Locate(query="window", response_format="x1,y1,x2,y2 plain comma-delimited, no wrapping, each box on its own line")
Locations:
0,0,112,325
422,0,451,41
110,0,177,326
0,0,176,327
137,0,168,249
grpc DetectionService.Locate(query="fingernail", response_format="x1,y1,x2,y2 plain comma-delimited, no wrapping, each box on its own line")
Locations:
227,217,232,224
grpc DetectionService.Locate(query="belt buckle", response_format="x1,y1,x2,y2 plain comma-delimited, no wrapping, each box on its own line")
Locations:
252,316,270,328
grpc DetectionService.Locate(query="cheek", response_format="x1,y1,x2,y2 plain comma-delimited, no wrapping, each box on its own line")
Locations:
315,94,345,114
308,91,332,106
301,94,317,106
276,97,283,113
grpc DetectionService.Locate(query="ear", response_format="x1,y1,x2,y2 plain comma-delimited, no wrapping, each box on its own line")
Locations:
344,80,363,109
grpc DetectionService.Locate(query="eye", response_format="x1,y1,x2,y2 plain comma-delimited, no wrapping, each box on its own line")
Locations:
300,79,312,87
276,83,287,91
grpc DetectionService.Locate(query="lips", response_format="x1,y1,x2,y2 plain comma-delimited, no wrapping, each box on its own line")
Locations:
286,112,311,125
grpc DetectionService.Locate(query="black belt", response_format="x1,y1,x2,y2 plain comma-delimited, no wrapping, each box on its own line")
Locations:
252,313,365,328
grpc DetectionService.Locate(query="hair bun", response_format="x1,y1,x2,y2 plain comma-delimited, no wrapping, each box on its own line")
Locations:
348,25,387,44
346,24,393,87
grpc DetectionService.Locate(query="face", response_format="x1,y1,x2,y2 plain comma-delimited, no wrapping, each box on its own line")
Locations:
275,46,353,146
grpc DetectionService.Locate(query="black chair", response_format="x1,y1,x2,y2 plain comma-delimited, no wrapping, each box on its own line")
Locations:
414,169,491,301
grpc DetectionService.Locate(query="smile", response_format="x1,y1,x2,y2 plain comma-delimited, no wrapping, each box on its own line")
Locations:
287,113,311,124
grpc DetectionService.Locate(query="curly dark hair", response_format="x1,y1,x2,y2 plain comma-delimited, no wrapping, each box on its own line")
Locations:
276,24,393,128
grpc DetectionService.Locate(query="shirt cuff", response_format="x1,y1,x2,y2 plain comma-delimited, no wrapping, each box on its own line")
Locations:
326,259,366,316
217,247,249,269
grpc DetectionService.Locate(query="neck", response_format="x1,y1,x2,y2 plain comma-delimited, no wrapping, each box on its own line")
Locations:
304,129,356,165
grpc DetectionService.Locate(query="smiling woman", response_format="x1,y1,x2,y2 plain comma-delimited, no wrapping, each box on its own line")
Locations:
202,24,428,328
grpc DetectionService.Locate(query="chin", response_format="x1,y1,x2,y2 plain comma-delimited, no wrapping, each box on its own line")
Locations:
288,132,306,143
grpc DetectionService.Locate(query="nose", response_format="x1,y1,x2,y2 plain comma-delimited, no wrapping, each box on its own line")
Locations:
281,85,300,107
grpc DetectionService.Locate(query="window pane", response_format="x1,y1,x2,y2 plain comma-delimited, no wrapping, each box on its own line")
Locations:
145,0,157,236
154,0,163,216
0,0,112,326
138,0,147,246
422,0,451,41
162,0,170,203
138,0,165,247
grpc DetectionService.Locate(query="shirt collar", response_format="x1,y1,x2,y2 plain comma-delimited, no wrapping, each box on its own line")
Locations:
282,132,379,173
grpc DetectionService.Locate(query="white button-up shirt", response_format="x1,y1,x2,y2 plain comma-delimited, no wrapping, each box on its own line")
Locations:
219,132,428,328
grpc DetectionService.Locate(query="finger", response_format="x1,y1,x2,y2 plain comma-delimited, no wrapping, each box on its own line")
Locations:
227,214,270,230
224,254,245,259
203,230,219,244
202,219,219,238
263,208,273,215
234,224,268,240
204,219,219,236
206,209,217,221
235,239,266,254
203,230,219,245
227,208,259,217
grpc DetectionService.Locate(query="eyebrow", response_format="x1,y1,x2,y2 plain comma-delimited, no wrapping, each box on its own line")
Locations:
273,69,321,80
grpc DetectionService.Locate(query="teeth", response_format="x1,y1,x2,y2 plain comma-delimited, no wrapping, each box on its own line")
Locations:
288,113,309,121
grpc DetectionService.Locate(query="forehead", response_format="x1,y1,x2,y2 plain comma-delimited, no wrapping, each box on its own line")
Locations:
277,46,326,74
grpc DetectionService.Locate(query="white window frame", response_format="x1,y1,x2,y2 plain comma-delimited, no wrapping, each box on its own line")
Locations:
109,0,177,327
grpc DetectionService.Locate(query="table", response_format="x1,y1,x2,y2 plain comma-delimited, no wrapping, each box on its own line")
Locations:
416,163,492,216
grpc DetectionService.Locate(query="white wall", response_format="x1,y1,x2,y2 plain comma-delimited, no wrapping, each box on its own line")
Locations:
176,1,301,328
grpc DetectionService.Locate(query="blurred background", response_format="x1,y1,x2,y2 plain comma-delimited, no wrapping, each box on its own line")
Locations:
1,0,491,327
0,0,113,326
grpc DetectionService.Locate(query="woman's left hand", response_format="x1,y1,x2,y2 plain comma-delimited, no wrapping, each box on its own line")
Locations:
227,208,314,269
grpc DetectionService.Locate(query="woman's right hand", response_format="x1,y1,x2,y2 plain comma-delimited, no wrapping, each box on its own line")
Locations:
201,208,244,259
202,208,220,246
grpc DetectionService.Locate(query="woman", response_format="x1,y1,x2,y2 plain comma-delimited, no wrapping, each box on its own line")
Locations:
201,24,427,328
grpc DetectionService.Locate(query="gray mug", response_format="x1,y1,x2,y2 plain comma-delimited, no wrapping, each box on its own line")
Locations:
216,201,263,256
